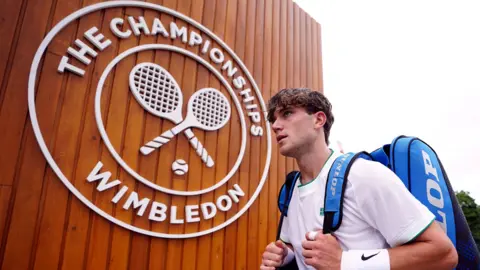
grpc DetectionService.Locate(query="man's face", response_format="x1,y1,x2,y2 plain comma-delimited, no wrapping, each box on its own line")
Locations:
271,106,322,157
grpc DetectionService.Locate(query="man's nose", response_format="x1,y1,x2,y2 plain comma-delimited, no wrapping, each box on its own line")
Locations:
272,120,282,133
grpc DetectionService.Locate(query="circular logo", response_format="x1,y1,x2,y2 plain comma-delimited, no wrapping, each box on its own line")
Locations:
28,1,271,238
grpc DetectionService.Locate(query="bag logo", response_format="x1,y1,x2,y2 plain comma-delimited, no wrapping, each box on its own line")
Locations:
28,1,271,238
422,150,447,233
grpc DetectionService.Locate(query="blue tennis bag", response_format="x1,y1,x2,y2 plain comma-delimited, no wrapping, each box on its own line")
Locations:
277,135,479,269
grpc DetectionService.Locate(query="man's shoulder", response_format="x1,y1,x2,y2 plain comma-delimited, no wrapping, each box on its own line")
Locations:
340,156,400,188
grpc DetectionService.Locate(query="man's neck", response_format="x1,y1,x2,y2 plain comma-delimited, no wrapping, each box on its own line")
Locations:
296,144,332,185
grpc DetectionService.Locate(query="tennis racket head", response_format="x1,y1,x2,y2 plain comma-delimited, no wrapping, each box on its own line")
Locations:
186,88,231,131
129,62,183,123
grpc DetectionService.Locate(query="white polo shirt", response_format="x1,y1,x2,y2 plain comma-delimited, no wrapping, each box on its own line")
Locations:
280,151,435,270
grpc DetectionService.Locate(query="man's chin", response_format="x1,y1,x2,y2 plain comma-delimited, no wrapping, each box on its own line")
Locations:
279,145,295,157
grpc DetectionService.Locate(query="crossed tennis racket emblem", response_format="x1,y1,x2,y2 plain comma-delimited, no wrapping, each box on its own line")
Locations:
129,62,231,168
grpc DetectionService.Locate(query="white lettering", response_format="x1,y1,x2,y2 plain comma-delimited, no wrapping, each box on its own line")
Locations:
111,186,129,203
210,48,224,64
128,16,150,36
422,150,439,179
110,18,132,38
331,178,338,196
170,206,184,224
427,178,444,208
227,184,245,203
437,210,447,233
248,111,261,123
201,202,217,219
216,195,232,211
185,205,201,223
189,31,202,46
201,39,211,54
250,125,264,136
67,39,97,65
151,17,169,37
86,161,121,192
57,56,85,76
149,201,167,222
423,150,448,233
170,22,188,43
84,27,111,51
221,60,238,78
123,191,150,216
233,76,247,89
240,88,255,103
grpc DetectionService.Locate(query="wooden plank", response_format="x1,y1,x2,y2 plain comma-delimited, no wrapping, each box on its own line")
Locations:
275,0,288,223
267,0,280,244
317,23,324,91
299,6,307,88
0,0,27,108
257,0,272,261
243,0,258,268
232,0,248,268
284,0,294,176
207,0,229,269
311,21,318,91
192,51,213,270
306,15,313,89
221,0,240,269
0,187,12,252
247,0,266,268
293,3,300,88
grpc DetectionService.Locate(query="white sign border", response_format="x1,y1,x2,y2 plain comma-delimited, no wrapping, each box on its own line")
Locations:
28,0,272,238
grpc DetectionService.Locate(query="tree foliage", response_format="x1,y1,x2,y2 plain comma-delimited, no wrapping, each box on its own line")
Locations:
455,190,480,249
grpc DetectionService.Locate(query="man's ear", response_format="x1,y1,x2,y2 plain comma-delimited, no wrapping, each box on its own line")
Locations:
314,111,326,129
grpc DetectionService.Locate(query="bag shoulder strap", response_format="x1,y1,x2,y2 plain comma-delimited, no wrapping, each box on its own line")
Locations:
276,171,300,240
323,152,372,234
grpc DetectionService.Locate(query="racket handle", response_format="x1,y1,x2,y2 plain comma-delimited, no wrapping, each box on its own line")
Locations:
140,129,175,155
183,129,215,168
139,129,215,168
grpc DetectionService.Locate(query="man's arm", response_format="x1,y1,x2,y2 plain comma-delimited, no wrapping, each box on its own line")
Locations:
388,221,458,270
301,222,457,270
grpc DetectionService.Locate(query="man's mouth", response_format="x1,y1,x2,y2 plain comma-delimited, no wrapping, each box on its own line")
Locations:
277,135,287,143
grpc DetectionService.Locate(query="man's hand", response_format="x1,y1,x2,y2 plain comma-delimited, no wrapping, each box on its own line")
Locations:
260,240,288,270
302,231,342,270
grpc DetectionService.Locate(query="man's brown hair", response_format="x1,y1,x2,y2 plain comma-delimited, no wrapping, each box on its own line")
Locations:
267,88,334,145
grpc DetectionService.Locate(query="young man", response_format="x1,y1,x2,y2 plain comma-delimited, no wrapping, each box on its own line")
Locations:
260,88,458,270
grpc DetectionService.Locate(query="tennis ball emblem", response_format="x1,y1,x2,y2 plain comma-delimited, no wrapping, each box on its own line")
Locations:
172,159,189,175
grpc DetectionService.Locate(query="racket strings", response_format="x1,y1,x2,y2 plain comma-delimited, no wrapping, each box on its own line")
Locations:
133,65,180,114
192,90,229,128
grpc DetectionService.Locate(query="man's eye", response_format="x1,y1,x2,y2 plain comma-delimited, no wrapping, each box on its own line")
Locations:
283,111,292,117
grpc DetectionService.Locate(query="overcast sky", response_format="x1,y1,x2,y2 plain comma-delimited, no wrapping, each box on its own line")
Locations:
294,0,480,201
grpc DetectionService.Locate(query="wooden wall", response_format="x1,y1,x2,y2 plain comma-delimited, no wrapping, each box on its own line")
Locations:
0,0,322,269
